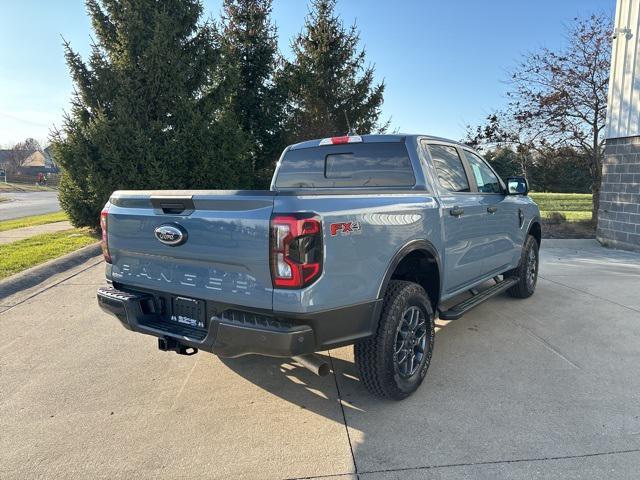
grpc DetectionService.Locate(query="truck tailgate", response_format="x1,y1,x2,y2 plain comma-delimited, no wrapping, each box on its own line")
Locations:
106,191,275,310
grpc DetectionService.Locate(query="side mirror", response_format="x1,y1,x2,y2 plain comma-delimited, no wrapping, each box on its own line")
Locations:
506,177,528,195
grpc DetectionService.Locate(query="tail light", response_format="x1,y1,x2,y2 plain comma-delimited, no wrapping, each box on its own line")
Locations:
270,214,323,289
100,206,112,264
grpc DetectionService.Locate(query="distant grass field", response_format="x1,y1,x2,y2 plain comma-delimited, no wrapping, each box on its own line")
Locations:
530,193,592,223
530,193,594,238
0,211,68,232
0,228,98,280
529,193,592,212
540,210,592,221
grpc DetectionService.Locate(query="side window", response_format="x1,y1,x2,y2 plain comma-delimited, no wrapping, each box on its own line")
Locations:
427,144,470,193
464,151,502,194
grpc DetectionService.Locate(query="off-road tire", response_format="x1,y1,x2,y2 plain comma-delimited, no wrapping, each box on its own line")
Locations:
506,234,539,298
354,280,435,400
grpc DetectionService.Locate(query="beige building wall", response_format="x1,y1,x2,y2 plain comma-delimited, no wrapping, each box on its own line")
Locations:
606,0,640,139
597,0,640,251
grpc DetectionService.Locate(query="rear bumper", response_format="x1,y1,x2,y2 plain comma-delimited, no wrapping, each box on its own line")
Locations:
97,286,380,358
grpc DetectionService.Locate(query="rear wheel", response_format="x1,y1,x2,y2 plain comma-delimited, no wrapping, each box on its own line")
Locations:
506,234,539,298
354,280,435,400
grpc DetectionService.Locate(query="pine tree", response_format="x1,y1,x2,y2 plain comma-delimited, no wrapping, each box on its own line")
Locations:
285,0,387,142
221,0,286,188
53,0,251,228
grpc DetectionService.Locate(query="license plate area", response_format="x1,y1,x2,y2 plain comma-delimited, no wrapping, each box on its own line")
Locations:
170,296,206,330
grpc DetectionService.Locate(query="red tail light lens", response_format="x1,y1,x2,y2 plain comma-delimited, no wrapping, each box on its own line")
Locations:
329,135,350,144
319,135,363,145
270,214,323,289
100,206,112,264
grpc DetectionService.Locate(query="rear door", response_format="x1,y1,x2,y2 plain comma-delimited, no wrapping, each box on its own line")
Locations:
106,191,275,310
423,142,489,295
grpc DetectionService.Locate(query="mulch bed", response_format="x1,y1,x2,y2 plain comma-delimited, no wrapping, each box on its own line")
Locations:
541,219,596,239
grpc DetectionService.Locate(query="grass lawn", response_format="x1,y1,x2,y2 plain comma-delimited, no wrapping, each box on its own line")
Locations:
0,211,68,232
540,210,592,222
529,193,592,214
530,193,595,238
0,228,99,280
0,182,56,193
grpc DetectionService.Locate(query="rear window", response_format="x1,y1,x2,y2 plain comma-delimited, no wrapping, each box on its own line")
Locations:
275,142,416,188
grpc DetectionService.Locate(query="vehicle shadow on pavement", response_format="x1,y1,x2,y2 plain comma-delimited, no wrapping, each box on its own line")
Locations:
219,351,365,409
219,319,456,414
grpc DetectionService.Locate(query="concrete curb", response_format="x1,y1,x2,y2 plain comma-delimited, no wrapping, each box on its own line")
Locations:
541,239,601,249
0,242,102,299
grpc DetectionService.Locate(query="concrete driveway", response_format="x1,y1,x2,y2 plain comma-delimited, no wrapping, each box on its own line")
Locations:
1,240,639,479
0,191,60,220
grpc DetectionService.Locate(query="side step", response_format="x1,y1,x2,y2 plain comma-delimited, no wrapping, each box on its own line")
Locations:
438,277,520,321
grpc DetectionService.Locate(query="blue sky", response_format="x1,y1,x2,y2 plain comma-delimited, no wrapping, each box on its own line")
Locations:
0,0,614,147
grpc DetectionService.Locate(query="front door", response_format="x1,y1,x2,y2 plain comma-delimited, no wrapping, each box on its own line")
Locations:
462,149,521,273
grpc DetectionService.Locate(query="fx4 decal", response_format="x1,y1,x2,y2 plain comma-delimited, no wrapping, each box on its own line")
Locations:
330,221,362,236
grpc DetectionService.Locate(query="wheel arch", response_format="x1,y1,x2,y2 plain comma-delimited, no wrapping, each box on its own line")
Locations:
528,218,542,247
378,240,442,311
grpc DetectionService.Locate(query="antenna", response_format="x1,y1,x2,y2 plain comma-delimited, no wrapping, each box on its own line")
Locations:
344,111,354,136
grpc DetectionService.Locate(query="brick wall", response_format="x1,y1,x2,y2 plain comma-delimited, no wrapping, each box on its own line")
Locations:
597,136,640,251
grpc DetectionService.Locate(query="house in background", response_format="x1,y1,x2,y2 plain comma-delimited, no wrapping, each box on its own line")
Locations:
597,0,640,252
21,151,47,169
20,149,59,174
0,146,59,177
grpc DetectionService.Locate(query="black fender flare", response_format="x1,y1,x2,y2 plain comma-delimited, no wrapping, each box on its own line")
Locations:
525,215,542,246
377,239,443,305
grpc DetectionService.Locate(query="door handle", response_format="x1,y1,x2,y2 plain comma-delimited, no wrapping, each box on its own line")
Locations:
450,206,464,217
487,206,498,214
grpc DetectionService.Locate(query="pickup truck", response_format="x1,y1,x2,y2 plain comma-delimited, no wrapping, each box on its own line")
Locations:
97,134,541,400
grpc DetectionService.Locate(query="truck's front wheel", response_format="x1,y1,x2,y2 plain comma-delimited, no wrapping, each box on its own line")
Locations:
506,234,539,299
354,280,435,400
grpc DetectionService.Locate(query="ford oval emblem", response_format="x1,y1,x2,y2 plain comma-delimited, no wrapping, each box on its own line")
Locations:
154,224,188,247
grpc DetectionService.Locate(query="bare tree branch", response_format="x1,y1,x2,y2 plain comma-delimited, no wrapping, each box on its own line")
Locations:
469,14,611,220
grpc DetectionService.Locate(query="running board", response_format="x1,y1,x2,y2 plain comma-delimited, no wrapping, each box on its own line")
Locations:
438,277,520,321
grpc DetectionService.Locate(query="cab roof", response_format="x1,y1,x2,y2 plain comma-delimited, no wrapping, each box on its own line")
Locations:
289,133,467,150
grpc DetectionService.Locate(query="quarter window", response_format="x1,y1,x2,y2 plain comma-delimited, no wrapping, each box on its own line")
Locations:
427,144,470,193
464,151,502,194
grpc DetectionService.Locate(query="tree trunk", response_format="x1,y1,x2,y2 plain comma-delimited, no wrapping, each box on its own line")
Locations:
591,147,601,224
592,179,600,224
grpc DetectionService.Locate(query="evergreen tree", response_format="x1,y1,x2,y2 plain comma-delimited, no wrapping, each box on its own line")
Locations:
285,0,387,142
483,147,521,180
53,0,251,228
221,0,286,188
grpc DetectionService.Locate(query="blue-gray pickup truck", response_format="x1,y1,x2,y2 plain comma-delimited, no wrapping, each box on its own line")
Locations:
97,134,541,399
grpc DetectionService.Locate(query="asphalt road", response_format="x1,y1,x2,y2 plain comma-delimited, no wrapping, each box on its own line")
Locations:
1,240,640,479
0,191,61,220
